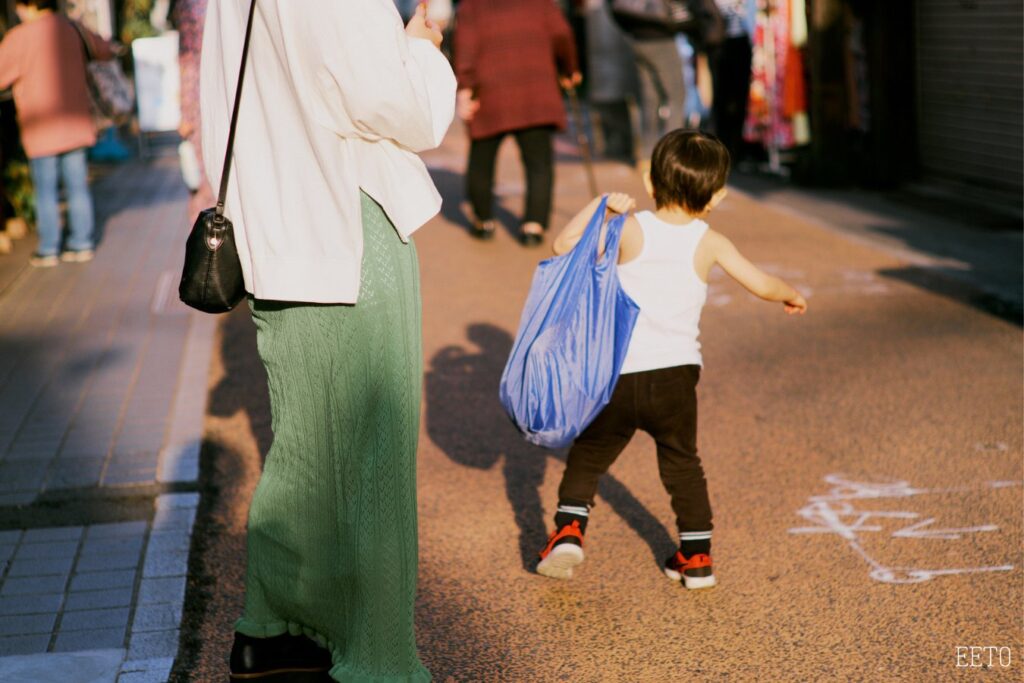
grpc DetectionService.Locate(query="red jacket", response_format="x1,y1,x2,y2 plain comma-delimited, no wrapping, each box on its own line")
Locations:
454,0,578,140
0,14,113,158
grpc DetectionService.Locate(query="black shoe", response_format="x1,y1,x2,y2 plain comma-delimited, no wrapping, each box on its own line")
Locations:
519,221,544,247
519,233,543,247
229,632,333,681
470,219,497,240
664,550,716,590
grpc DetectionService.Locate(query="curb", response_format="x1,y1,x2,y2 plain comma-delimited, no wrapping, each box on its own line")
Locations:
116,493,199,682
117,311,218,681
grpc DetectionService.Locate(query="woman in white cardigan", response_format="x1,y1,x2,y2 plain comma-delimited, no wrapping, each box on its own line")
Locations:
200,2,455,680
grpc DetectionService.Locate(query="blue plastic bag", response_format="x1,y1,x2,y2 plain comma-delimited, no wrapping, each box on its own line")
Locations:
499,197,640,448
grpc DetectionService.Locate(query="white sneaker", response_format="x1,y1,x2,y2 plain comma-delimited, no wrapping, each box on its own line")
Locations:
536,521,585,580
29,253,59,268
60,249,95,263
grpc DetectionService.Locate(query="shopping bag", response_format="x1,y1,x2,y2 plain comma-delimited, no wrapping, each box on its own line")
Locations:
499,196,640,448
72,22,134,129
85,60,134,126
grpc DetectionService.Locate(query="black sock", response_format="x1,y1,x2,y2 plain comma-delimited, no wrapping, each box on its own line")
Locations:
554,500,590,534
679,531,711,557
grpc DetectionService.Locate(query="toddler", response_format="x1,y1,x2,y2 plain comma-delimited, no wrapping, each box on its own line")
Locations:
537,129,807,589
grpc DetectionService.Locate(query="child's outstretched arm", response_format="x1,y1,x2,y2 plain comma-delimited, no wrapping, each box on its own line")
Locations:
552,193,636,256
705,230,808,314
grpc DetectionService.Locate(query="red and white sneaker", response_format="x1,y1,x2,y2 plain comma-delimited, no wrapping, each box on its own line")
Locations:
536,520,585,580
664,550,716,590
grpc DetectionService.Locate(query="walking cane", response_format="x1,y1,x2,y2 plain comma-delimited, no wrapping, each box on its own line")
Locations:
566,86,599,197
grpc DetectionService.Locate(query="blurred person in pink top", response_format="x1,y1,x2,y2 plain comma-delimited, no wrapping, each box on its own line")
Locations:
169,0,213,223
0,0,114,267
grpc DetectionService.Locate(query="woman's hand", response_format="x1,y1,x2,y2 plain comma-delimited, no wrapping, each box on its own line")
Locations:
605,192,636,214
457,89,480,122
406,4,443,49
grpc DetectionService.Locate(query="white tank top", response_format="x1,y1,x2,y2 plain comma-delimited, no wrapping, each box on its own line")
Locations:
617,211,709,373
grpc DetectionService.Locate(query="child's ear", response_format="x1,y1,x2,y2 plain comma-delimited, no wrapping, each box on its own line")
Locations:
707,187,728,210
642,171,655,199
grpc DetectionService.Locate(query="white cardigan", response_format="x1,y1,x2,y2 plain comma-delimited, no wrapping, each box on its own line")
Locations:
200,0,456,303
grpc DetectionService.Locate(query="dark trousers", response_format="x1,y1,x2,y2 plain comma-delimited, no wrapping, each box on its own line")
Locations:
593,100,635,164
711,37,753,163
466,126,553,229
632,38,687,159
557,365,712,534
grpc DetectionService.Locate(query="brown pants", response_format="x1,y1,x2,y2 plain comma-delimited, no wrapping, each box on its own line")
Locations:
557,364,712,533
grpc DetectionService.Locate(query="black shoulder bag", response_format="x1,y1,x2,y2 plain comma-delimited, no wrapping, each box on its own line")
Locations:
179,0,256,314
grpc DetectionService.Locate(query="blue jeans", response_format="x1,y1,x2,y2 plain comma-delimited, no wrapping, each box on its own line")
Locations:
29,148,95,256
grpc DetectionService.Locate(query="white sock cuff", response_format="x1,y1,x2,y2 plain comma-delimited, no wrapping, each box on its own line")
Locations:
557,504,590,517
679,531,712,541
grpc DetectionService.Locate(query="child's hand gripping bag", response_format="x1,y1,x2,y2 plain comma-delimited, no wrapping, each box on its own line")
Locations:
499,196,639,448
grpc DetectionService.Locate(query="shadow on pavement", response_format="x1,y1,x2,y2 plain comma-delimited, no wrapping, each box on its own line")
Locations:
730,171,1023,327
878,265,1022,327
424,323,675,572
206,304,272,457
0,331,147,512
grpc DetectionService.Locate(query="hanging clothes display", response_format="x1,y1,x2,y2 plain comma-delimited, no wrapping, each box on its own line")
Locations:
743,0,810,163
782,0,810,144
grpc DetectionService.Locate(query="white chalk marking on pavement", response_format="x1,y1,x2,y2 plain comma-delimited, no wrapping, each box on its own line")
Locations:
725,184,956,271
790,473,1018,584
890,518,999,541
840,269,892,295
973,441,1009,453
705,265,900,309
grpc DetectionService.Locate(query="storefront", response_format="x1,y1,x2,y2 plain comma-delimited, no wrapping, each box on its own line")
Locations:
796,0,1022,207
915,0,1022,201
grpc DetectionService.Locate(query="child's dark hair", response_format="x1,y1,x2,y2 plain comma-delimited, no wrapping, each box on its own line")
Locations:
649,130,730,212
16,0,58,9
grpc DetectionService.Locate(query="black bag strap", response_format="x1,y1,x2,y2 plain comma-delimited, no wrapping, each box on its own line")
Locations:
70,20,96,63
216,0,257,219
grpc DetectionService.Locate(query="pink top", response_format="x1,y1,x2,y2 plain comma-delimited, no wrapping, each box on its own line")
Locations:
0,13,113,159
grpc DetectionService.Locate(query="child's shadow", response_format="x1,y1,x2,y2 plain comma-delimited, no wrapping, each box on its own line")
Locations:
424,323,676,571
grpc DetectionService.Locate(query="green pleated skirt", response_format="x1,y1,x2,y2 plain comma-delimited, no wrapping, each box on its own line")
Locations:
239,192,429,682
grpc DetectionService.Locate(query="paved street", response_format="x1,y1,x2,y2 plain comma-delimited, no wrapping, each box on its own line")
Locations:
0,125,1016,683
173,125,1021,682
0,155,214,682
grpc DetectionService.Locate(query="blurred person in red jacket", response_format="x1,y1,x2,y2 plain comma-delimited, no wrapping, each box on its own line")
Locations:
0,0,114,267
455,0,581,247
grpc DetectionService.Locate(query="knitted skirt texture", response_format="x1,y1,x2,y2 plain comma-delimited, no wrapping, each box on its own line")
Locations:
239,192,428,682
